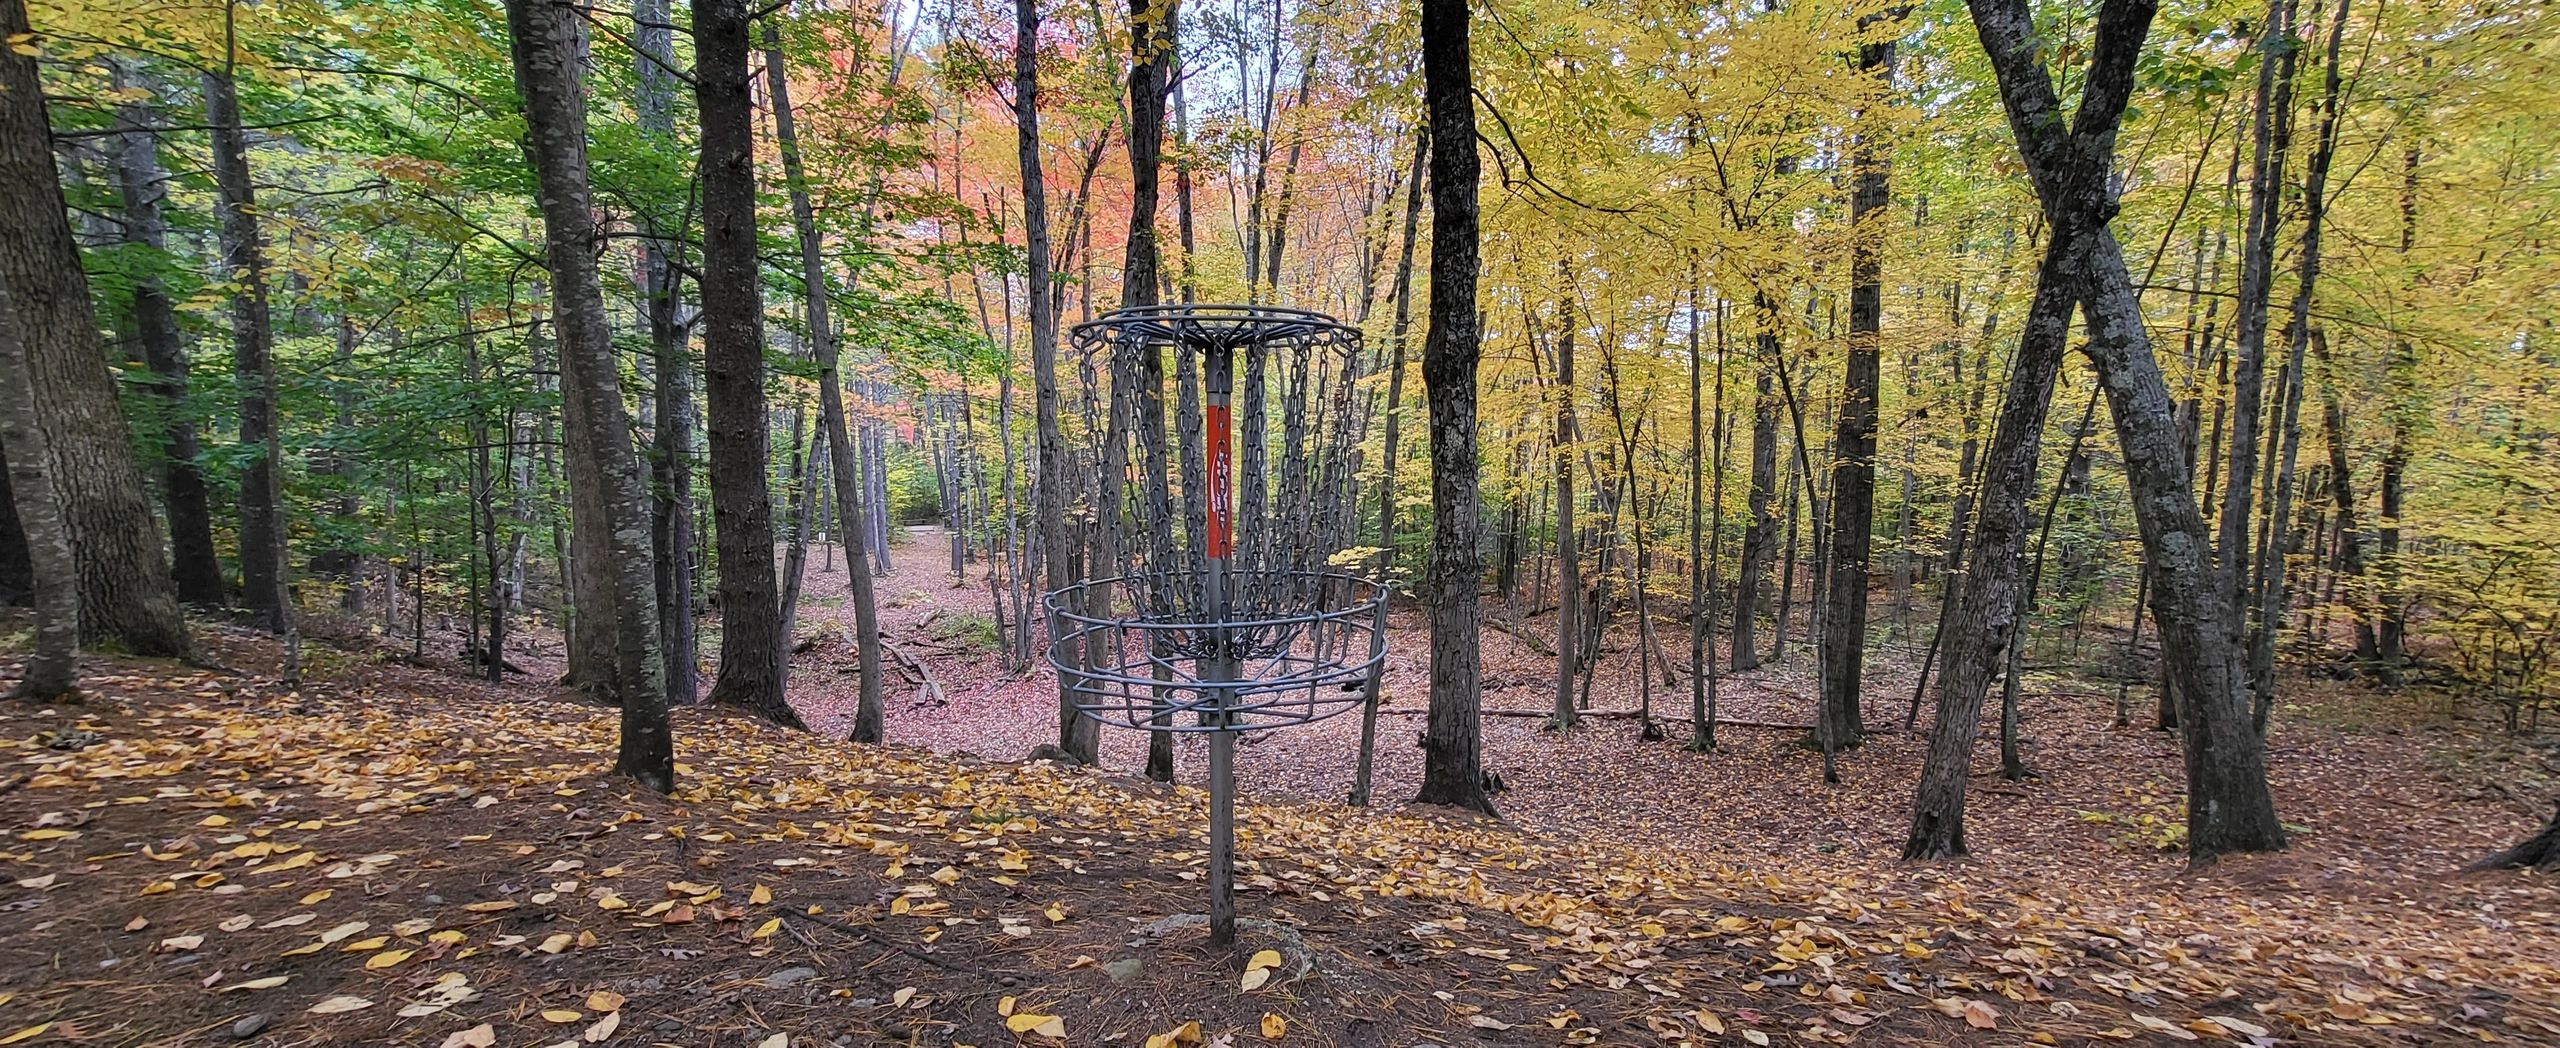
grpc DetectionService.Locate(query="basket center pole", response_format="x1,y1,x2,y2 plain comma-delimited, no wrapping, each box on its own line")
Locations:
1203,338,1237,948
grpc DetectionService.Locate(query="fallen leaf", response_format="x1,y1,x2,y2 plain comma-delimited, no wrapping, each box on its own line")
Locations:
1260,1013,1288,1038
892,987,917,1007
158,934,205,952
1469,1016,1514,1030
584,1011,620,1042
365,948,415,970
220,976,291,992
308,995,375,1015
752,917,781,940
1239,968,1271,992
0,1025,50,1046
1694,1010,1725,1034
440,1025,497,1048
1246,949,1282,971
537,933,573,954
1963,999,1999,1030
586,990,625,1012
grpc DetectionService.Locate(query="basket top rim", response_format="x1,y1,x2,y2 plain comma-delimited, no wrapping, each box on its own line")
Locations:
1068,303,1362,349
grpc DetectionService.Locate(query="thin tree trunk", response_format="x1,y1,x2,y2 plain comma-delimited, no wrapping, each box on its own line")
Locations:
1017,0,1097,763
1550,293,1581,731
109,65,225,608
635,0,699,706
1352,130,1425,807
763,17,886,741
1823,10,1899,755
205,32,289,634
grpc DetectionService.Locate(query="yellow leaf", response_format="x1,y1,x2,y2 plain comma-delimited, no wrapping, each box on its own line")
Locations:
430,930,467,946
199,814,232,828
141,880,175,895
1239,968,1272,992
220,975,291,992
462,900,517,913
1144,1020,1203,1048
1260,1012,1288,1039
1044,903,1067,923
929,865,961,885
1694,1010,1725,1034
586,990,625,1012
341,935,389,952
537,933,573,954
750,884,773,905
0,1025,50,1046
1246,949,1282,971
1005,1013,1066,1038
365,948,415,970
300,889,333,905
598,893,629,911
541,1008,584,1023
20,829,77,841
892,987,917,1007
752,917,782,940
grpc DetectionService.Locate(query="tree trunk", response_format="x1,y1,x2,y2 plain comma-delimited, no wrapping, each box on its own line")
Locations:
1121,0,1177,781
1352,130,1425,807
109,65,225,608
763,18,886,742
1017,0,1097,763
1823,20,1898,748
1412,0,1494,816
0,279,78,698
1733,338,1781,670
0,0,189,658
635,0,699,707
694,0,798,728
504,0,673,790
205,52,289,634
2028,0,2289,862
1550,294,1581,731
2216,0,2303,663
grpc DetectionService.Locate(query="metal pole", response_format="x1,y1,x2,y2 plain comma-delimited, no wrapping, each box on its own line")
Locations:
1203,339,1237,947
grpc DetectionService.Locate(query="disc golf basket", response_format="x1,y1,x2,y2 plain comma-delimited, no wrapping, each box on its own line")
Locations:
1045,304,1384,946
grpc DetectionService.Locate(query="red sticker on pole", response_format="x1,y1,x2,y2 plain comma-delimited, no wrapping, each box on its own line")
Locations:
1206,401,1233,559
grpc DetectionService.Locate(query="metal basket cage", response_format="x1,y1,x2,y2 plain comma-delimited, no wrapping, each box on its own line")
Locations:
1045,569,1386,733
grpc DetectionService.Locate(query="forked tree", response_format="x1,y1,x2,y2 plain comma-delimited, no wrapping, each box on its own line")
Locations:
503,0,674,790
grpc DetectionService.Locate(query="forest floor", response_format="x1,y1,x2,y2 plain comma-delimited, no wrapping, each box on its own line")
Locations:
0,528,2555,1046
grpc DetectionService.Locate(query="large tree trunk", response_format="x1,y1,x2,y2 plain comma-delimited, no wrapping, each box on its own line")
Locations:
504,0,673,790
1823,20,1899,749
110,66,225,608
0,280,78,697
763,18,886,742
634,0,699,706
1997,0,2286,861
0,0,189,658
693,0,798,728
1412,0,1495,816
204,51,289,634
1016,0,1096,763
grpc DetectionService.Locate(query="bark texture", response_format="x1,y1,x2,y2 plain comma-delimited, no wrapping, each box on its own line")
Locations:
0,0,190,658
1413,0,1495,816
694,0,799,728
504,0,674,790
